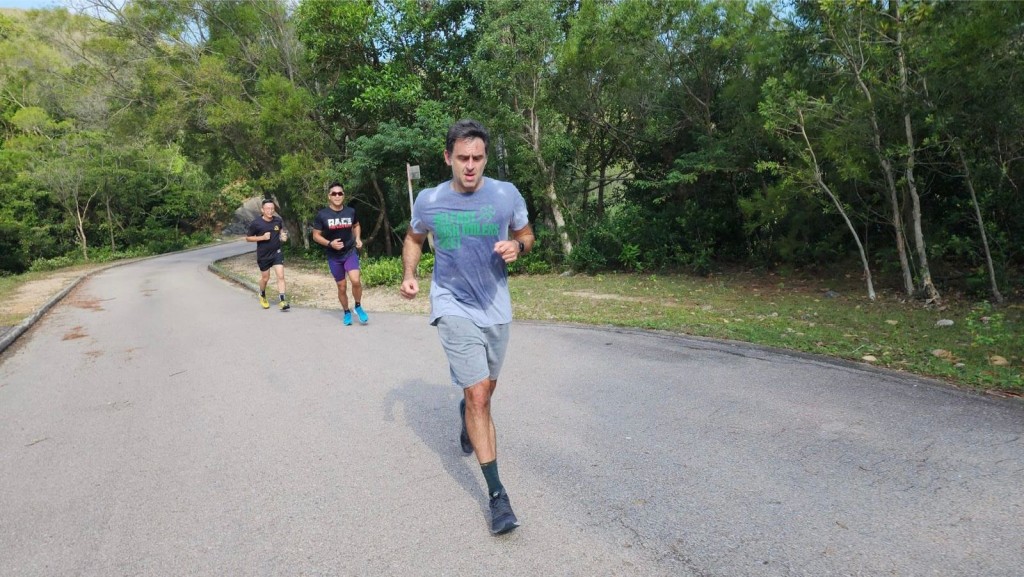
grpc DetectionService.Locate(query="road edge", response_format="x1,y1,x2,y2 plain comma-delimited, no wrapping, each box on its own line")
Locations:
0,267,107,355
0,240,243,357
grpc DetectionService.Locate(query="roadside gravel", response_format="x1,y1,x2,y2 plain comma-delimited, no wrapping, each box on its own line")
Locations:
212,252,430,316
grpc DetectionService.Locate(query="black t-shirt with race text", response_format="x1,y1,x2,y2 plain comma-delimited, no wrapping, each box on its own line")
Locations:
313,206,359,258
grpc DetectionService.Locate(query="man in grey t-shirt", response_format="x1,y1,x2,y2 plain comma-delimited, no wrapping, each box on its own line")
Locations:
400,119,535,535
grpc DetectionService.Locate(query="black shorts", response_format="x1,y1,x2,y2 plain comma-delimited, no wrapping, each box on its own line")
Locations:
257,250,284,272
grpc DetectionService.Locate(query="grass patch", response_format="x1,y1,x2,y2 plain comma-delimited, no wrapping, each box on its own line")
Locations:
509,271,1023,395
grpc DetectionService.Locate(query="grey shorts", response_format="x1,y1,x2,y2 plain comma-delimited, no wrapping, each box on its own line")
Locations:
435,315,510,388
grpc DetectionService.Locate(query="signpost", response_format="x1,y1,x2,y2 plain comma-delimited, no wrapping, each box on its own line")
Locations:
406,163,432,249
406,163,420,216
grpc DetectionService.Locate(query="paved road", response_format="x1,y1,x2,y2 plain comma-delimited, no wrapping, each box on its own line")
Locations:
1,242,1022,577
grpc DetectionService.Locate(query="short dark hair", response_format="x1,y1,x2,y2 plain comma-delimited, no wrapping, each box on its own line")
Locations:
261,198,275,207
326,181,343,192
445,119,489,155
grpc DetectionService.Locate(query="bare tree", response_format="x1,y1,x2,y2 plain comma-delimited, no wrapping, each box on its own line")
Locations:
34,138,100,260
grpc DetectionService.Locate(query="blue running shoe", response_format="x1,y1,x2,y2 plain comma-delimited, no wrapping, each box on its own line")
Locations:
459,399,473,454
354,305,368,324
343,311,352,326
489,490,520,535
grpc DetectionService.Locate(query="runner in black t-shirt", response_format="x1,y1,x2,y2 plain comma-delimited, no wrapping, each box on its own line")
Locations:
245,198,290,310
312,181,367,325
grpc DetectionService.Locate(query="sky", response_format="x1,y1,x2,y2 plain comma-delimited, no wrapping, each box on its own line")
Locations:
0,0,63,9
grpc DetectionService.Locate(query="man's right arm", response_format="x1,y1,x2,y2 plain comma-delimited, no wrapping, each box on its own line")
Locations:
311,229,330,248
400,230,428,299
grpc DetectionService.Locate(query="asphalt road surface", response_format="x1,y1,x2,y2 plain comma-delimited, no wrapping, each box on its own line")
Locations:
1,242,1022,577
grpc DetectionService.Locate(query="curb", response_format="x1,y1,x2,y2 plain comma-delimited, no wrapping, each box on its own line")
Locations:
207,261,260,294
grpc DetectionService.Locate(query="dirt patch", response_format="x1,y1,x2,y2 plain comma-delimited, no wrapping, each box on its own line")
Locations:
8,273,81,317
215,253,430,315
63,326,87,340
68,297,104,311
563,290,648,303
561,290,682,306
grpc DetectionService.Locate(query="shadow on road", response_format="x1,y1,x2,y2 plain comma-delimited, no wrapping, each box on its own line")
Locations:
382,378,490,519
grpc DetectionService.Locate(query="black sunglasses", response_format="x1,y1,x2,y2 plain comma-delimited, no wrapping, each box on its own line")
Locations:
329,191,345,196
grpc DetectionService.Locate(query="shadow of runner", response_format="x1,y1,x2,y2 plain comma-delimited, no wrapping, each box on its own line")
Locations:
382,378,490,520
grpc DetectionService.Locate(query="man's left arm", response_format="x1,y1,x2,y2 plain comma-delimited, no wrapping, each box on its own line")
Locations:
512,225,535,254
354,222,363,249
496,224,535,263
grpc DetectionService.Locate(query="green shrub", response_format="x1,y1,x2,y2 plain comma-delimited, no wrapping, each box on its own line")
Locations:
508,250,551,275
620,243,644,272
567,241,607,273
360,256,404,287
360,253,435,288
89,246,152,263
29,254,78,272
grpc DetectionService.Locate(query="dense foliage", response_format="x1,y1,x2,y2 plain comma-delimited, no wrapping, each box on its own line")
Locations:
1,0,1021,303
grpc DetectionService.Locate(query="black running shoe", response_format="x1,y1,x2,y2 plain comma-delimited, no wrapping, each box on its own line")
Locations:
459,398,473,454
489,490,520,535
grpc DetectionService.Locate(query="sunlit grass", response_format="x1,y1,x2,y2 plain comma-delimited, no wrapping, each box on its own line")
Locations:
510,272,1023,394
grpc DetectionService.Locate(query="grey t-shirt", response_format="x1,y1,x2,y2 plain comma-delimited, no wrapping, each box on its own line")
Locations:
410,177,530,327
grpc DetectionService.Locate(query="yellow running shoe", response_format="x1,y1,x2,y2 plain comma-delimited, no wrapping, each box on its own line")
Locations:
259,295,270,309
279,300,290,311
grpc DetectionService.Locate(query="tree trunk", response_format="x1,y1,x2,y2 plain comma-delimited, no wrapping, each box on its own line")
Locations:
73,207,89,261
831,14,915,296
895,5,940,304
814,173,875,301
106,196,116,252
283,217,302,249
799,110,875,300
543,179,572,254
526,109,573,256
860,83,914,297
370,177,393,255
955,144,1003,304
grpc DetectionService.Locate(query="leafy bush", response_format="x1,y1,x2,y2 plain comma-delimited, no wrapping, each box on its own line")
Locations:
508,248,551,275
417,252,435,279
29,254,78,272
567,241,607,273
620,243,643,272
360,256,404,287
360,253,434,287
89,246,152,263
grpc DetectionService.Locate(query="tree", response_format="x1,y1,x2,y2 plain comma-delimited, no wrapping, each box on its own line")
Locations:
472,0,573,257
911,0,1024,303
296,0,484,255
797,1,938,301
32,133,103,260
340,102,454,255
761,78,876,300
552,0,660,218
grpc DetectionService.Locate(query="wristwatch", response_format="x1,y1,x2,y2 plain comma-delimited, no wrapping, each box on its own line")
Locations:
517,240,525,254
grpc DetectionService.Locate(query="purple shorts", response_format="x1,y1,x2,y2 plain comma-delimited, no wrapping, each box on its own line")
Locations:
327,251,360,281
